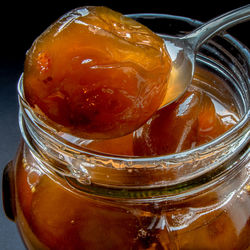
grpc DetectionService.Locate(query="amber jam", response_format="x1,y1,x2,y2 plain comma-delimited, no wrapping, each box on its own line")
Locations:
23,6,171,139
2,14,250,250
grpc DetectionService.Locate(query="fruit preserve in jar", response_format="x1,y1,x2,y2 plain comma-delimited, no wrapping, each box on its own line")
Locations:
2,12,250,250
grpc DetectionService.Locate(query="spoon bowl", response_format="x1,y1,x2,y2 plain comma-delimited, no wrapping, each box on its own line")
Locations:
128,4,250,106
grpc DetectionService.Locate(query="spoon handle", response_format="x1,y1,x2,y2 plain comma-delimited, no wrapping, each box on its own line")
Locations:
185,4,250,51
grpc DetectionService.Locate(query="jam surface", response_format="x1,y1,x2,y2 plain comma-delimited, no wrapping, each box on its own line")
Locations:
24,6,171,139
133,86,237,156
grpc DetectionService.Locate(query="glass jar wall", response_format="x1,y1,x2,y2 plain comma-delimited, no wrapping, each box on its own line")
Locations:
3,14,250,250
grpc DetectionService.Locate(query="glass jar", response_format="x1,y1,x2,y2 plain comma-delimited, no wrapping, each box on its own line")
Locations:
2,14,250,250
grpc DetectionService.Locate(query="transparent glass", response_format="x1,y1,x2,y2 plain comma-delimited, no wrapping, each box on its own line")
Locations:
2,14,250,250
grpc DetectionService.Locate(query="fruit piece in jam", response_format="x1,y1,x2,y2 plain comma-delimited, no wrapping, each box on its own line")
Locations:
23,6,171,139
133,86,238,156
16,159,139,249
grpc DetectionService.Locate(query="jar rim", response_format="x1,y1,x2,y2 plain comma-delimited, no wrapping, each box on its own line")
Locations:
18,13,250,194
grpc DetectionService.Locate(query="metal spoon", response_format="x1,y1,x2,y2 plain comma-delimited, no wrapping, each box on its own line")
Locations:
128,5,250,106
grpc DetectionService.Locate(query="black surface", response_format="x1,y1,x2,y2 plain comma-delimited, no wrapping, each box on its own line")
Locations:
0,1,249,249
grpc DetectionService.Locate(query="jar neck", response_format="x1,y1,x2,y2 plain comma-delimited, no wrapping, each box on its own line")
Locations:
18,72,250,199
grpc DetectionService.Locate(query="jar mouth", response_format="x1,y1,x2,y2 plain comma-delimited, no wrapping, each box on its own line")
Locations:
18,72,249,158
18,14,250,194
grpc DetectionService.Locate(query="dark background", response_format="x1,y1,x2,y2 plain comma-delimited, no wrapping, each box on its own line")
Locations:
0,1,249,249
